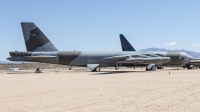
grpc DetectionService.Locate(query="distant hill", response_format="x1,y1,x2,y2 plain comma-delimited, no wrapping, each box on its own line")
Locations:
0,61,8,64
0,60,22,64
140,48,200,58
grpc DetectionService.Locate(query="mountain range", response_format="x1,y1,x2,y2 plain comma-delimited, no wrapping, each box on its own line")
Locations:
0,61,22,64
140,48,200,58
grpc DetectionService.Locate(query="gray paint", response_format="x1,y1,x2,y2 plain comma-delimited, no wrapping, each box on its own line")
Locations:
21,22,58,52
21,22,37,41
34,42,58,52
8,51,171,68
7,22,172,71
119,34,194,67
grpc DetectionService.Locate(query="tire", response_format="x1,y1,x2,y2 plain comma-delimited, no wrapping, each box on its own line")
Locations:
95,67,101,72
115,66,119,70
157,66,164,69
151,66,156,71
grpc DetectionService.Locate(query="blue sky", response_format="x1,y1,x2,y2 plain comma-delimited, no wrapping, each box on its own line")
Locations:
0,0,200,60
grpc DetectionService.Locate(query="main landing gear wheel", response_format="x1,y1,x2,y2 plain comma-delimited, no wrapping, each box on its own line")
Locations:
146,65,156,71
92,67,101,72
95,67,101,72
69,66,72,70
157,66,164,69
115,66,119,70
151,66,156,71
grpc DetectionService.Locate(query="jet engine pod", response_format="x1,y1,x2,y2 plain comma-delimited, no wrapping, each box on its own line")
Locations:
116,57,170,65
187,65,195,69
161,57,171,63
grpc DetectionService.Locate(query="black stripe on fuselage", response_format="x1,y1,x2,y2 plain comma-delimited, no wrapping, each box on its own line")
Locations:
58,51,81,65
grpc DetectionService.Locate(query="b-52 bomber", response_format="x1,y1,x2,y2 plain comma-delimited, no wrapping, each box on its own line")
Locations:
8,22,171,72
119,34,194,69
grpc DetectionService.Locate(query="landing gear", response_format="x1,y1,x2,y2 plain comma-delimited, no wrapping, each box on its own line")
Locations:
115,66,119,70
92,67,101,72
151,66,156,71
146,65,156,71
146,64,156,71
188,66,198,70
115,63,119,70
69,66,72,70
95,67,101,72
157,66,164,69
187,65,194,69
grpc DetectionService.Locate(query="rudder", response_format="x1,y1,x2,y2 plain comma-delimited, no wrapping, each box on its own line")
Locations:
119,34,136,51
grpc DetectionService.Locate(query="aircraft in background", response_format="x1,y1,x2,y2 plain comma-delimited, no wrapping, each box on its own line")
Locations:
7,22,171,72
119,34,195,69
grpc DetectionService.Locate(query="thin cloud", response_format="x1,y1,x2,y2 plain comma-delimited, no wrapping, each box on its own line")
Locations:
163,42,177,46
191,43,200,46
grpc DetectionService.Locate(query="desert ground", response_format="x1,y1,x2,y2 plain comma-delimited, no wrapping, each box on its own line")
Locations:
0,68,200,112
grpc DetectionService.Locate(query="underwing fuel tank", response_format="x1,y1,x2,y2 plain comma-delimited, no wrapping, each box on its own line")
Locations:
116,57,170,64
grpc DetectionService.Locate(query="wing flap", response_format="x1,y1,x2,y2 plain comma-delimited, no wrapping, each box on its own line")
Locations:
103,55,130,60
24,56,56,59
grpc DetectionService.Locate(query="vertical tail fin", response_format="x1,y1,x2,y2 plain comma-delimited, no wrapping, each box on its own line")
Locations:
21,22,58,52
119,34,136,51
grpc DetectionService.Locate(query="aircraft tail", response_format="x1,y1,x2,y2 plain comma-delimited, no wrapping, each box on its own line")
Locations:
21,22,58,52
119,34,136,51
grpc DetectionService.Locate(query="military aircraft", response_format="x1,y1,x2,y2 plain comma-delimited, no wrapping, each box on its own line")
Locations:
7,22,171,72
119,34,195,69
